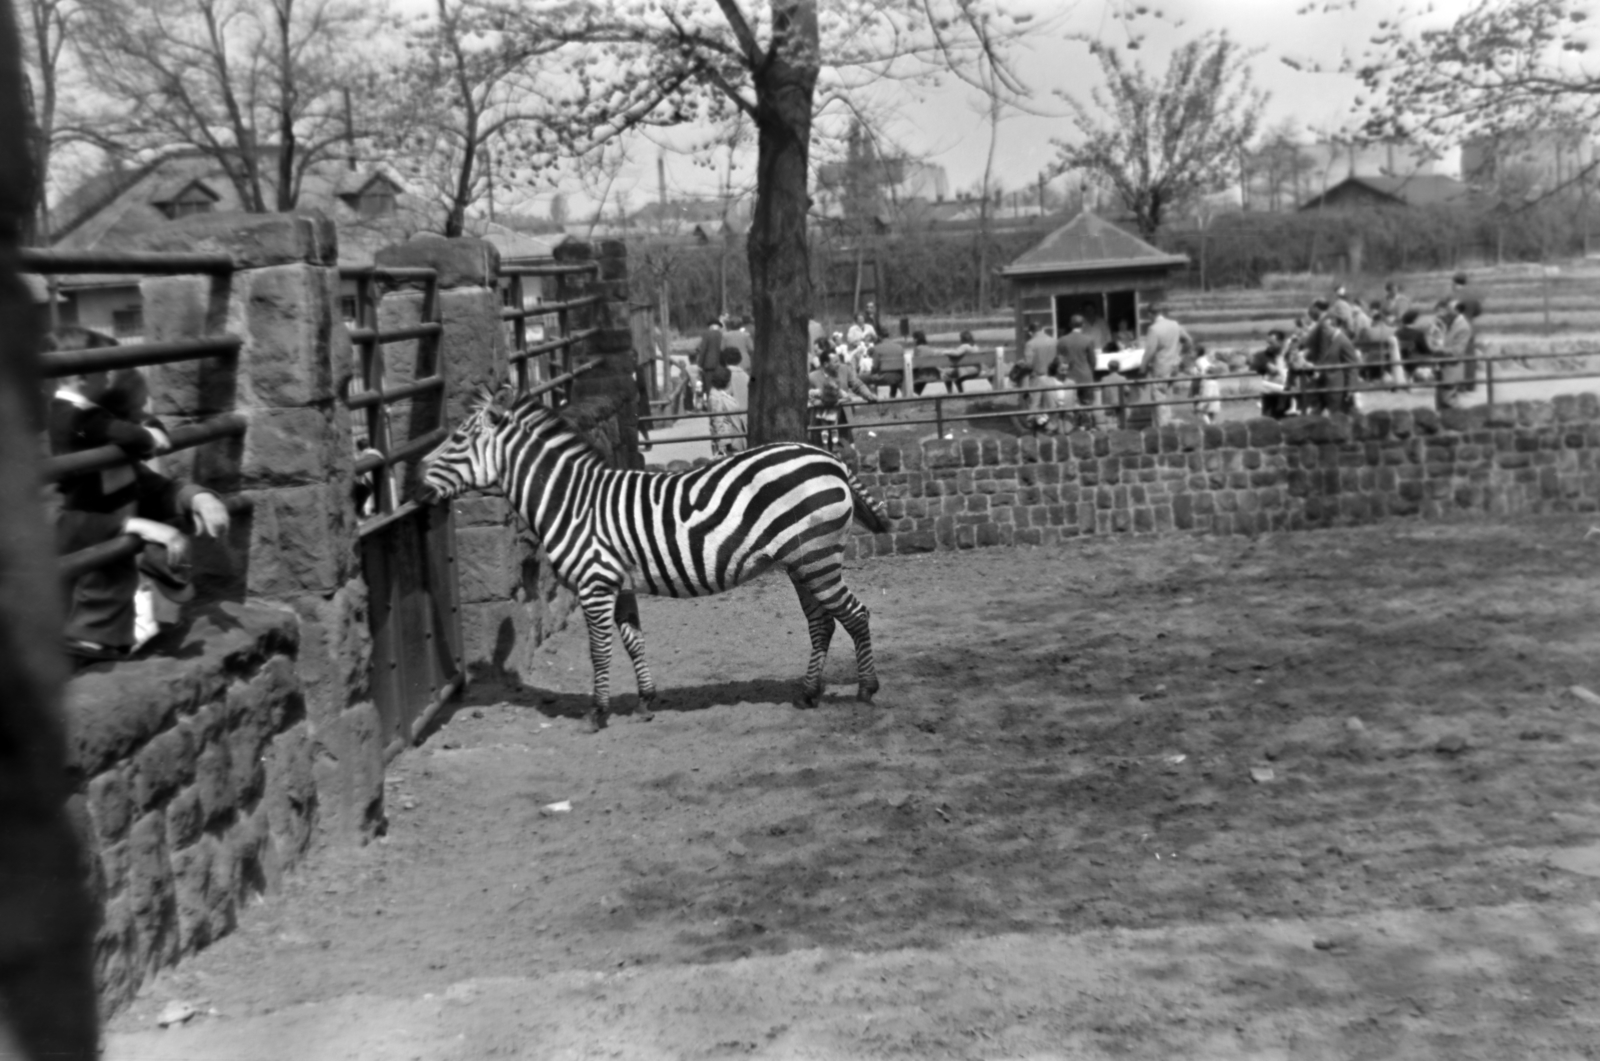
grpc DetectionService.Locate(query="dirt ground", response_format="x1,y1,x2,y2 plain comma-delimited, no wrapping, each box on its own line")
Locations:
107,515,1600,1060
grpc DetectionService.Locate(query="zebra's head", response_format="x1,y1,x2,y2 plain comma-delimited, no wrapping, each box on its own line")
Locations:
417,384,514,503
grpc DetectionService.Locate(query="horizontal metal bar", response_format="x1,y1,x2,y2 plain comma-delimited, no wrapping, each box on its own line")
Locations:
58,491,251,579
354,427,447,474
652,432,749,445
22,249,235,275
40,337,241,378
42,414,248,483
509,328,599,364
499,262,600,277
345,376,444,410
523,293,605,316
521,359,601,401
358,498,425,538
346,322,442,345
337,266,439,281
58,533,143,581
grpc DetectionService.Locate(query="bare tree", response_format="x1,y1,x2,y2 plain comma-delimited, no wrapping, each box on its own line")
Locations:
73,0,391,212
485,0,1034,445
1355,0,1599,146
1247,119,1315,211
384,0,572,237
1055,33,1267,240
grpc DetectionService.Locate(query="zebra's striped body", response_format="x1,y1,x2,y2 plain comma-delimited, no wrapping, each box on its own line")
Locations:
418,391,890,730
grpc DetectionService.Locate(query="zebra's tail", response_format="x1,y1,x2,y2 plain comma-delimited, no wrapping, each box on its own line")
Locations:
844,466,890,534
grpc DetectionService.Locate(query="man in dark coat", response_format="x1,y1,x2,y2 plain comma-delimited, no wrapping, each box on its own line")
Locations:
1055,314,1099,429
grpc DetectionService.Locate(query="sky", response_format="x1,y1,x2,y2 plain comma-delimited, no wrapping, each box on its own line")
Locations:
541,0,1483,219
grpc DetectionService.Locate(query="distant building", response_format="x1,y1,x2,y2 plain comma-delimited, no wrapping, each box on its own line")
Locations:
1244,137,1448,212
1001,210,1187,350
1297,174,1474,212
42,149,532,336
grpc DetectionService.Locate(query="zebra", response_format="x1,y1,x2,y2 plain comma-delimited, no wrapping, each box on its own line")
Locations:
417,386,891,732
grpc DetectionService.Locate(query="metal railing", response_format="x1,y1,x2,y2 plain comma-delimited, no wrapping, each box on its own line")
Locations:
340,265,446,538
501,259,602,404
638,342,1599,453
28,250,246,578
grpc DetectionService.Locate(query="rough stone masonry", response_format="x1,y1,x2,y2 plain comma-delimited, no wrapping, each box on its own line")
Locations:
842,398,1600,558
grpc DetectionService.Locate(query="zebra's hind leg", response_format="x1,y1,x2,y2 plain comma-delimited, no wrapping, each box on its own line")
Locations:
789,574,837,708
795,568,879,704
578,581,622,732
613,590,657,721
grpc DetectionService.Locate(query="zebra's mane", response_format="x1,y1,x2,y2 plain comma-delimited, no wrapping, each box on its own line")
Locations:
503,391,608,465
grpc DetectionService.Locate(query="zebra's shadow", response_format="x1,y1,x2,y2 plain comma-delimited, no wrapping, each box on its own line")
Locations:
448,674,806,730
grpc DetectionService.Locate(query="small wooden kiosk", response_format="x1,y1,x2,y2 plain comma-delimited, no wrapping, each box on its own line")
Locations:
1001,211,1188,364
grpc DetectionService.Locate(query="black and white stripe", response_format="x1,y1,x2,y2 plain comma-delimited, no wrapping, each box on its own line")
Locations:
419,391,890,730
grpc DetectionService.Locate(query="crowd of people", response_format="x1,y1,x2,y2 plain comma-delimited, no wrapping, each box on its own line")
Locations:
1248,273,1484,419
667,271,1487,454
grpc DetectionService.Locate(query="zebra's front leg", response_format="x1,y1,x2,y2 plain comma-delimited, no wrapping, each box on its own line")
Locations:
613,590,657,721
790,575,837,708
578,582,621,732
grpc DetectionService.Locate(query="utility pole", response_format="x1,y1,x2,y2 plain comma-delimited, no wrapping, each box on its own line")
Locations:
343,87,357,170
485,147,495,223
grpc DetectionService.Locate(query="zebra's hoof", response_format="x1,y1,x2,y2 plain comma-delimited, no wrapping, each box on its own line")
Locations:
587,709,608,733
798,686,821,709
857,688,876,704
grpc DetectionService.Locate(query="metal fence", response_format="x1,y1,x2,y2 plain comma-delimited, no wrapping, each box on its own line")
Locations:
501,258,604,404
636,341,1600,453
25,249,247,579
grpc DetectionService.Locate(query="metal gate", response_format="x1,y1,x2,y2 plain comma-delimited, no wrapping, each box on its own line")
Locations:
341,265,463,756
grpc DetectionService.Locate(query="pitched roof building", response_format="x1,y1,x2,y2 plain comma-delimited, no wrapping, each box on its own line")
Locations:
1001,210,1188,347
1297,174,1474,211
42,150,545,338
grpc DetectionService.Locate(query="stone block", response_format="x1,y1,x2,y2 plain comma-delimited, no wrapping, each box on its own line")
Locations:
267,722,319,853
440,287,509,427
126,810,178,970
308,703,384,842
220,404,345,489
142,275,235,416
1246,418,1282,447
132,211,335,268
455,525,519,604
1108,429,1143,455
170,835,219,952
235,264,340,407
244,483,356,599
132,726,197,811
165,785,205,850
87,768,133,843
375,235,500,289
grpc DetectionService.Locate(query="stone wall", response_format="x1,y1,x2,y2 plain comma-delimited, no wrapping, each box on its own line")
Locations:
844,397,1600,558
135,212,380,845
62,603,313,1014
61,213,379,1014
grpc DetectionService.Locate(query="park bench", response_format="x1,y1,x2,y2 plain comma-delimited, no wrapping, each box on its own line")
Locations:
863,345,1007,394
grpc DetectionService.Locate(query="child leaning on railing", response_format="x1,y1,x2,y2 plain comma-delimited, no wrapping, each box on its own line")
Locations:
48,360,228,665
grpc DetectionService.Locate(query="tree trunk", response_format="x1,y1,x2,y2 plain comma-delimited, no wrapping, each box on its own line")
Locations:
745,0,818,448
273,0,295,210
